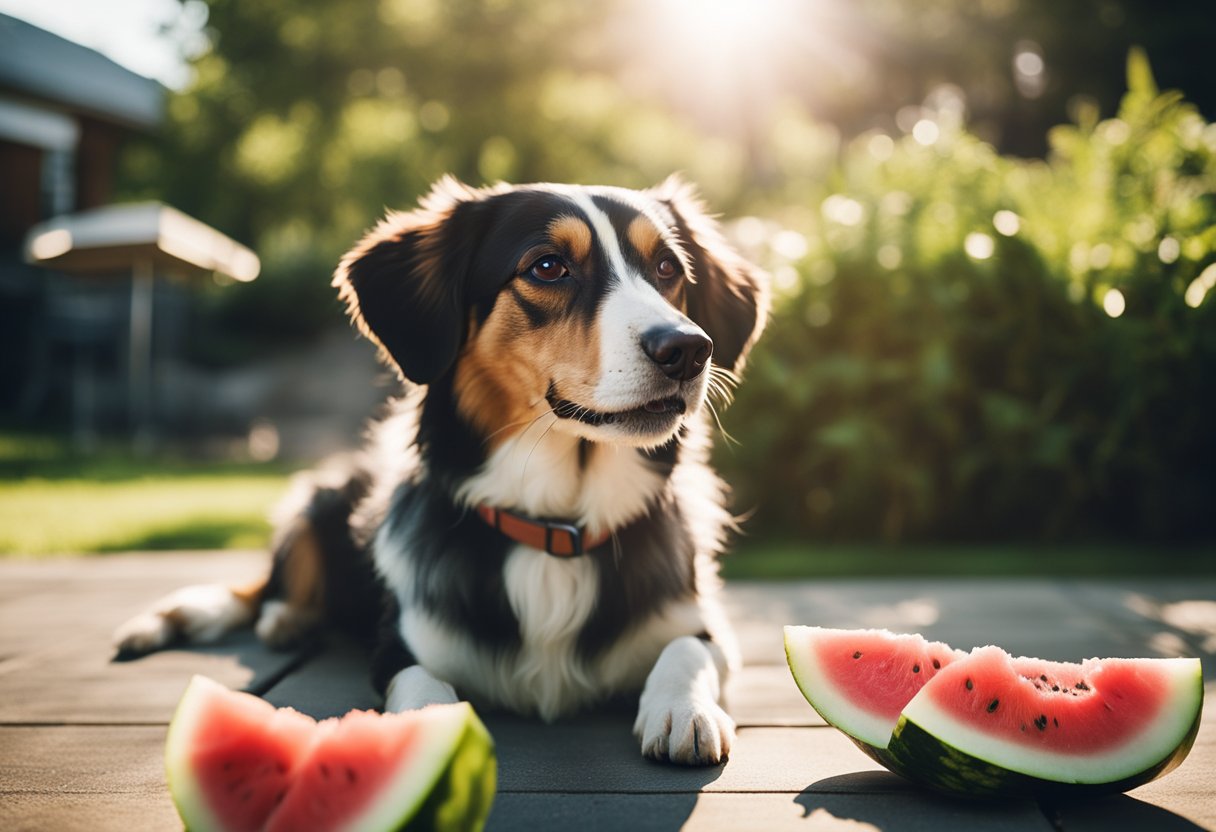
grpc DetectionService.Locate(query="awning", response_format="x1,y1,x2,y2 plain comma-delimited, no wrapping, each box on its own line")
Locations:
23,201,260,282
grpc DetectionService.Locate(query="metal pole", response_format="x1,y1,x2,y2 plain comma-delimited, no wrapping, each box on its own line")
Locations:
129,257,154,453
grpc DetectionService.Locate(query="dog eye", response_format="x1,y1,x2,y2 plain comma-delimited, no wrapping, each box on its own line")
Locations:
529,256,569,282
656,256,682,280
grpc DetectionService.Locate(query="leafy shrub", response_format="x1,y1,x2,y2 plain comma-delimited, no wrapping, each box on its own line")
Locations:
722,53,1216,542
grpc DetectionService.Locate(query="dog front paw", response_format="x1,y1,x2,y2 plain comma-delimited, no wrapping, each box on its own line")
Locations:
113,584,254,656
634,695,736,766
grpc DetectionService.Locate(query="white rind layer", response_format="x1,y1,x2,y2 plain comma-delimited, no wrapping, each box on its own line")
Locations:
899,657,1203,783
783,625,901,748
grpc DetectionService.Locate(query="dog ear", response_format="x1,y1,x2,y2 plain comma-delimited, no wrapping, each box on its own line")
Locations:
333,177,493,384
650,177,770,376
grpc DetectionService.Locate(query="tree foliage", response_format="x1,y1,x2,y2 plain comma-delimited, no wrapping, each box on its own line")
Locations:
721,56,1216,542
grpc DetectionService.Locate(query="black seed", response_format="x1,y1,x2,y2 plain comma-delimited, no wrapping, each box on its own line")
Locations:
1040,674,1048,683
913,664,920,673
1075,681,1090,691
987,698,1000,713
1052,685,1059,692
1053,717,1059,727
1020,724,1027,732
345,767,358,785
932,658,941,669
965,679,973,691
1034,715,1047,731
853,651,862,659
1034,683,1042,690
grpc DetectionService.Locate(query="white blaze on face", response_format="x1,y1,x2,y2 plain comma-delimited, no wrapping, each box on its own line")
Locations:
566,192,692,411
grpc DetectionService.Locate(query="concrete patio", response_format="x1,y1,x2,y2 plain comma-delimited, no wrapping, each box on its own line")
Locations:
0,551,1212,831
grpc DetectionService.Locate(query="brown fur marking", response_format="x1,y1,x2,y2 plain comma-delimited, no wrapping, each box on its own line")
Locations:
627,215,663,262
549,215,593,263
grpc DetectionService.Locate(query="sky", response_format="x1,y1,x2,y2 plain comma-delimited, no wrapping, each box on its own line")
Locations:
0,0,201,88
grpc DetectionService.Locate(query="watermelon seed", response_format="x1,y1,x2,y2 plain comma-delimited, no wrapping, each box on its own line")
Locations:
1053,717,1059,727
853,651,862,659
1075,681,1090,691
912,664,920,674
345,766,358,785
1034,714,1048,731
987,698,1000,713
965,679,973,691
932,659,941,669
1052,685,1059,692
1020,724,1027,732
1040,674,1048,683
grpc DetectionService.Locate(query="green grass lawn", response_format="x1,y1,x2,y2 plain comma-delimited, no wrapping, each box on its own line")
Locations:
0,433,290,556
3,433,1212,574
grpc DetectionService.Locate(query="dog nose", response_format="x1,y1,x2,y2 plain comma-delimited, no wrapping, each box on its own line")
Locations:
641,326,713,381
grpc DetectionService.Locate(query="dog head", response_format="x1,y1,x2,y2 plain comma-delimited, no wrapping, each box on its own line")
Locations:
334,177,768,450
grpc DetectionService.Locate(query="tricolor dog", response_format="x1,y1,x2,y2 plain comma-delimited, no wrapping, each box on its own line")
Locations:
115,177,768,765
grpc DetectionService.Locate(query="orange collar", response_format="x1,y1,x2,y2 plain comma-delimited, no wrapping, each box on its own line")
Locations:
475,505,610,557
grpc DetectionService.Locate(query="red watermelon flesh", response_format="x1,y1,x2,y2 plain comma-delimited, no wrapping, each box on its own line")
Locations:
265,710,421,832
920,647,1168,754
897,644,1202,786
166,675,496,832
169,677,315,832
784,626,965,747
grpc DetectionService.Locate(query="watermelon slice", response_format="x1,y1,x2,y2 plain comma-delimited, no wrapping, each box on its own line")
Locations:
784,627,965,748
784,627,1204,798
165,675,496,831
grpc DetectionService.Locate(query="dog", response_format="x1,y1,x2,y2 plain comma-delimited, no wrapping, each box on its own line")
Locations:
114,176,768,765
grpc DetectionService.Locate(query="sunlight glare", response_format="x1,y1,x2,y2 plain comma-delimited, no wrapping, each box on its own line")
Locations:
1103,288,1126,318
656,0,800,55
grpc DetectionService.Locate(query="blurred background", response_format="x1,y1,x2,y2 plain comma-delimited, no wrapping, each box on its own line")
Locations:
0,0,1213,574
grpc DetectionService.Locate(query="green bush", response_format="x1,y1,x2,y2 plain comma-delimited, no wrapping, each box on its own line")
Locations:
722,53,1216,543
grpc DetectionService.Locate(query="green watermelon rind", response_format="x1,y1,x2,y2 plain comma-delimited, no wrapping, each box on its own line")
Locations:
883,701,1203,799
165,676,497,832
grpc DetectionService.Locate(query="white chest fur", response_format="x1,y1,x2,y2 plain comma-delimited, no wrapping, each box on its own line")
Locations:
398,542,708,721
454,417,665,535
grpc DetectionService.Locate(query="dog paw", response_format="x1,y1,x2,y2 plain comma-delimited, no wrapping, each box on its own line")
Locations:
634,695,736,766
384,667,460,713
255,600,320,650
113,585,253,656
113,610,175,656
